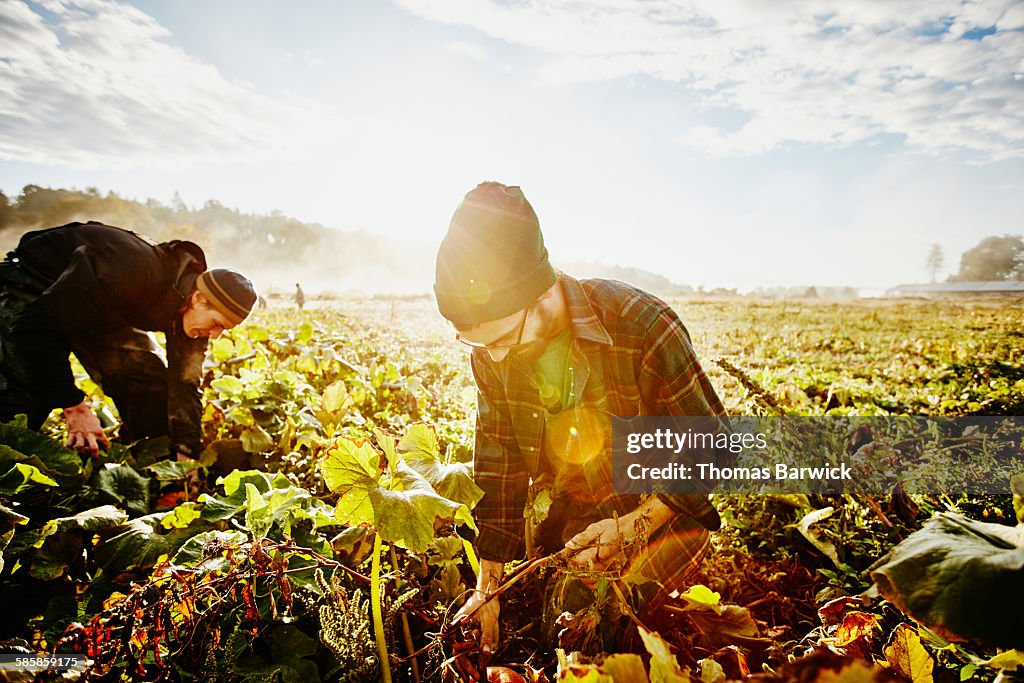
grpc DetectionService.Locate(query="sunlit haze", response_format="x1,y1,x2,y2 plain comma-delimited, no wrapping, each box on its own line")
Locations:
1,0,1022,293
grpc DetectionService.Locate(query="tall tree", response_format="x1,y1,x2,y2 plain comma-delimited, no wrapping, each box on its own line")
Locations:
926,243,944,283
951,235,1024,281
0,191,10,229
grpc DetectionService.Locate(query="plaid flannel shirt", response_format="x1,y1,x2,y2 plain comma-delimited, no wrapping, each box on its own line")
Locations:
469,274,727,563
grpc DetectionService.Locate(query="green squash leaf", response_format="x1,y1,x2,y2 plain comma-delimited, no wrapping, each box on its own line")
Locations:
30,505,128,580
95,463,151,516
397,423,483,509
0,463,58,495
871,512,1024,649
240,425,275,454
143,458,201,481
95,512,208,573
323,436,475,552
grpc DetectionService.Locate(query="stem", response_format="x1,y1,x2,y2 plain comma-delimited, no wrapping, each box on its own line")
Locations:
390,545,420,683
461,538,480,579
371,534,392,683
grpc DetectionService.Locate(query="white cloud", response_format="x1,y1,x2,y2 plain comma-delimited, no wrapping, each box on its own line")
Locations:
444,40,489,61
395,0,1024,161
0,0,324,170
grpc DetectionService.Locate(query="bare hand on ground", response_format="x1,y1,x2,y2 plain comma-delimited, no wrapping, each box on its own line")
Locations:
450,558,502,681
63,402,110,458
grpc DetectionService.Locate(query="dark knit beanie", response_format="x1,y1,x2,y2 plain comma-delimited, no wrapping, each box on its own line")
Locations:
434,182,556,327
196,269,257,325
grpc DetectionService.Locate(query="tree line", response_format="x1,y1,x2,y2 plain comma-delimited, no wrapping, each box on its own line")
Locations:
927,236,1023,283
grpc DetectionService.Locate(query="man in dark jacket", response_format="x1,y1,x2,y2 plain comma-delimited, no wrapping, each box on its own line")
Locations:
0,221,257,459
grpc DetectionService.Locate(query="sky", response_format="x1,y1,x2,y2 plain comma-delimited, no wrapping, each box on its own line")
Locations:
1,0,1022,292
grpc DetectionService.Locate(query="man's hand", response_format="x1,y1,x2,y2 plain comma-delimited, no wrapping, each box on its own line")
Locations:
63,402,110,458
565,517,631,573
450,558,502,680
564,497,678,581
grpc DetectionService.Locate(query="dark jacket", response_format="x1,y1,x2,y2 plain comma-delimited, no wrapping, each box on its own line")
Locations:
7,221,209,452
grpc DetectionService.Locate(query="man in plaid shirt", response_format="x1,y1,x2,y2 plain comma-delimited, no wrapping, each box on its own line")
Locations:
434,182,727,661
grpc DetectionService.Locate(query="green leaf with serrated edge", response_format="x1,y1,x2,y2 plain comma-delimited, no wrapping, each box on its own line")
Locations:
96,513,208,573
324,437,474,552
427,537,464,566
883,625,934,683
398,423,483,509
171,529,249,570
321,438,381,492
143,458,200,481
378,461,476,551
96,463,150,516
374,428,399,470
35,505,128,545
525,487,552,526
639,628,690,683
0,418,83,480
871,512,1024,649
200,471,290,522
0,463,58,495
240,425,275,453
677,585,722,613
430,562,464,605
245,482,273,538
210,337,235,362
322,380,350,414
210,375,243,394
198,469,330,537
30,505,128,580
160,503,203,530
221,469,292,496
686,605,761,651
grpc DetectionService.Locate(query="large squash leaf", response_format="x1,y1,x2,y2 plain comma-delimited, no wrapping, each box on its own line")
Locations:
198,470,333,537
871,512,1024,649
395,424,483,509
95,463,151,516
94,512,208,573
0,417,83,482
0,463,58,496
322,435,475,553
30,505,128,580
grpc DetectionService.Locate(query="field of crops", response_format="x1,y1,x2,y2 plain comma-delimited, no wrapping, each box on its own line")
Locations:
1,294,1022,682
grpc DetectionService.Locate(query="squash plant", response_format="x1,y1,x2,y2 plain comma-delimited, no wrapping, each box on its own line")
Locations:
319,423,482,683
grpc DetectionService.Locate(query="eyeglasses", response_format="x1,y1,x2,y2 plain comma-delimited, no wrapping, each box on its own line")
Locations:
455,304,533,351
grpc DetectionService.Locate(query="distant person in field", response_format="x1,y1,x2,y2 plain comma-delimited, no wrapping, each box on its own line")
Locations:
0,221,257,460
295,282,305,310
434,182,727,665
